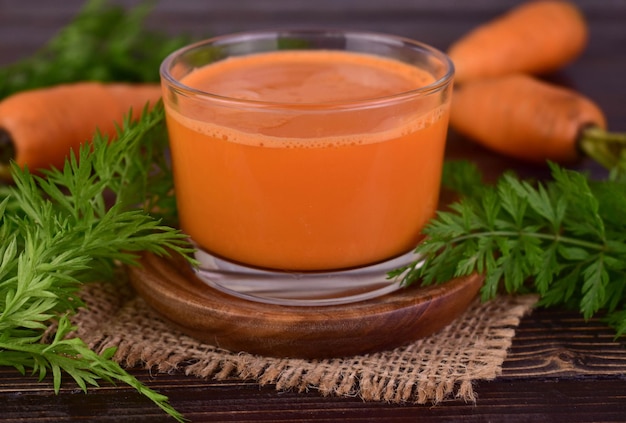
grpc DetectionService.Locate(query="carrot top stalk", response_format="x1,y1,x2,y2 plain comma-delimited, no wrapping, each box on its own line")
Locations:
578,127,626,175
449,73,626,175
0,82,162,180
448,0,588,84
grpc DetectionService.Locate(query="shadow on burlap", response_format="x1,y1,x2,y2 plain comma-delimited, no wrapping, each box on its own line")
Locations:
71,275,538,405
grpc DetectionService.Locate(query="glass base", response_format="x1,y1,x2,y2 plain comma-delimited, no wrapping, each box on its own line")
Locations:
193,247,423,307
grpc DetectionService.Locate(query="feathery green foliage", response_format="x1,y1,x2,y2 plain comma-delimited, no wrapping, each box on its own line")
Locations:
0,0,191,98
392,160,626,336
0,104,191,422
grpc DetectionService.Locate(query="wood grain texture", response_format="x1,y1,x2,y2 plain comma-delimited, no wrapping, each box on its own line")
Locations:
0,356,626,423
503,308,626,378
127,251,483,358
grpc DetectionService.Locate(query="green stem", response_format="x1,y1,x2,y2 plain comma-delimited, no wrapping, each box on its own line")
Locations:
0,341,45,355
578,126,626,174
0,340,187,422
449,230,606,252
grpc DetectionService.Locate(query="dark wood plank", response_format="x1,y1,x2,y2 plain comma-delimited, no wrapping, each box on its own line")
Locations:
503,308,626,378
2,358,626,422
2,308,626,422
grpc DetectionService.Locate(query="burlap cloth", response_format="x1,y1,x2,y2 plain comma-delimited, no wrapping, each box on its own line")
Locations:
71,274,538,404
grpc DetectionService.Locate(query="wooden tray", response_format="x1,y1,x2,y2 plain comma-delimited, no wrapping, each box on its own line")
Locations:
127,252,483,359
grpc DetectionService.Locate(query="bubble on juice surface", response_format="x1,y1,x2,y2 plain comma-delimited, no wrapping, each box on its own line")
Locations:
228,89,262,101
171,49,452,148
169,102,449,150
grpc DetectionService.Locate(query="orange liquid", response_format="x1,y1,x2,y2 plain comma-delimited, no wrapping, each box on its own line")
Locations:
164,50,450,271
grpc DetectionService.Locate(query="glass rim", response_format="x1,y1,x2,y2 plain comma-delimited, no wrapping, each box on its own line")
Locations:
159,28,455,110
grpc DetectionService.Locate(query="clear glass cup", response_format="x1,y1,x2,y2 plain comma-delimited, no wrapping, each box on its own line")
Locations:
160,29,454,306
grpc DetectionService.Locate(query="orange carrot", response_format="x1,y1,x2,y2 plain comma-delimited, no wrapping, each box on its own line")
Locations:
0,82,161,179
449,73,626,168
448,0,588,84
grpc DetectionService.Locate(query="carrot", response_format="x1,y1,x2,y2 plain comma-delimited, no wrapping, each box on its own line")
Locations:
448,0,588,84
449,73,626,169
0,81,161,179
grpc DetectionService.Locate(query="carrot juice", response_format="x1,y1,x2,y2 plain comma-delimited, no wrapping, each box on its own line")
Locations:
162,37,453,272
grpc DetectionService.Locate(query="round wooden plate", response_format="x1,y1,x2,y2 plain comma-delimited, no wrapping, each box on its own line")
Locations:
127,252,484,359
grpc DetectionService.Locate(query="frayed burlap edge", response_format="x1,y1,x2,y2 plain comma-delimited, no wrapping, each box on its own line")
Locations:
71,277,538,405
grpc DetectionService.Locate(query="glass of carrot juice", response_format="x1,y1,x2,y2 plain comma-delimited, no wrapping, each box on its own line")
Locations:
160,29,454,306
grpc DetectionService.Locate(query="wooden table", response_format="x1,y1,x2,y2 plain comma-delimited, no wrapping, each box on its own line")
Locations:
1,0,626,421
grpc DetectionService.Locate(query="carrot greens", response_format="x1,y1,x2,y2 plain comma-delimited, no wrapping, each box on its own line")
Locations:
392,160,626,336
0,0,191,98
0,0,194,419
0,104,192,422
